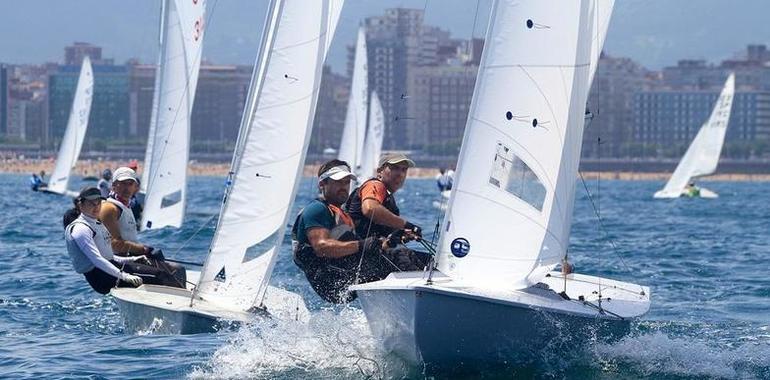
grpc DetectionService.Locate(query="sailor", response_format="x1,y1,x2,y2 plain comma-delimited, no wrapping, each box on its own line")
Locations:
292,160,422,303
98,167,186,286
436,167,454,192
29,173,45,191
64,187,181,294
684,182,701,198
346,153,423,240
126,160,143,223
97,168,112,198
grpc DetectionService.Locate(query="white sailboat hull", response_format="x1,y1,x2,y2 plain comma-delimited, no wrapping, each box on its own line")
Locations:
40,188,80,198
653,187,718,199
352,271,649,369
111,272,310,334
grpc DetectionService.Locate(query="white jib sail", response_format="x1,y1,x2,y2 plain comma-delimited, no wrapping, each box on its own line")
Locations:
194,0,342,311
47,56,94,195
359,91,385,179
655,73,735,198
436,0,604,289
141,0,206,231
337,26,368,175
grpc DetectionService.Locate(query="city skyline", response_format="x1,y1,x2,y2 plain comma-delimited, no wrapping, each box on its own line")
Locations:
1,1,769,73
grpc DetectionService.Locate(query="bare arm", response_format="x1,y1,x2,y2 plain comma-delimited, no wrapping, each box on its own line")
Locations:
99,202,145,255
307,227,360,259
362,198,406,230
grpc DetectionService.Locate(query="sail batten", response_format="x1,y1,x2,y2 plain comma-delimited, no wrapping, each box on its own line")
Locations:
195,0,342,311
141,0,206,231
436,0,607,289
47,57,94,195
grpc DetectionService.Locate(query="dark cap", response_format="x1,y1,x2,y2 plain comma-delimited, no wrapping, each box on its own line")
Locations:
378,153,416,169
77,186,105,201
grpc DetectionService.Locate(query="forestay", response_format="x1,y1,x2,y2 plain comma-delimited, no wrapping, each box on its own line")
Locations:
655,73,735,198
141,0,206,231
47,56,94,195
194,0,342,311
437,0,604,289
338,26,368,175
359,91,385,179
140,1,167,194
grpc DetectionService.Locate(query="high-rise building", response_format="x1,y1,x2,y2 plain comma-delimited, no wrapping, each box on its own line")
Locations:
406,65,476,151
191,65,252,144
310,65,349,155
583,54,654,158
65,42,103,66
48,64,129,145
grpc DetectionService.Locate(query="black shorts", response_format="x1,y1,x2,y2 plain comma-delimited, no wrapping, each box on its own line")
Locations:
82,260,186,295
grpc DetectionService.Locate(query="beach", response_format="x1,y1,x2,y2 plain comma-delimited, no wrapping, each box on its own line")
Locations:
4,158,770,181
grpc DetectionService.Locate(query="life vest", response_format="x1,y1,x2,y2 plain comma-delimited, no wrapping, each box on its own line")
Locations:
291,199,356,273
345,178,400,238
65,213,115,274
106,197,139,244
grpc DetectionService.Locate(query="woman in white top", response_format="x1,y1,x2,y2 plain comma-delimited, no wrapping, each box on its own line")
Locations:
64,187,184,294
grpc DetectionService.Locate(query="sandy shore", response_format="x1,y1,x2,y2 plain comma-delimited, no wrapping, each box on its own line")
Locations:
3,158,770,181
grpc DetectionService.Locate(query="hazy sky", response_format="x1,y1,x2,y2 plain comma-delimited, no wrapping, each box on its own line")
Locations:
1,0,768,73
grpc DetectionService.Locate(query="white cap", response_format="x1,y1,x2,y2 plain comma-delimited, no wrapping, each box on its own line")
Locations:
319,165,357,181
113,167,138,183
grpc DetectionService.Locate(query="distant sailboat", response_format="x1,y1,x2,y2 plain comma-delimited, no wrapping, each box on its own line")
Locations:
139,0,206,231
352,0,650,368
111,0,343,334
358,91,385,178
654,73,735,199
43,56,94,198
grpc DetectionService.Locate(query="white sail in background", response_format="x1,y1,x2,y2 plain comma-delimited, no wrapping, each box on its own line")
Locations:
194,0,342,311
140,1,167,193
359,91,384,179
141,0,206,231
437,0,602,289
338,26,368,174
47,56,94,195
654,73,735,198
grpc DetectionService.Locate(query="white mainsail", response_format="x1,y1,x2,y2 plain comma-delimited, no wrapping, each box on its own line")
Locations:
47,56,94,195
194,0,342,311
436,0,601,289
141,0,206,231
359,91,384,178
654,73,735,198
140,1,167,193
337,26,368,174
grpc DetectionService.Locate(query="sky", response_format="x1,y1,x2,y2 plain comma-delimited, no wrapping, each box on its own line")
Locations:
0,0,768,73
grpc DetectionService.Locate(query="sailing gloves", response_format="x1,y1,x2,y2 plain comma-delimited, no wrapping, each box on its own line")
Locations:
404,221,422,239
122,273,143,287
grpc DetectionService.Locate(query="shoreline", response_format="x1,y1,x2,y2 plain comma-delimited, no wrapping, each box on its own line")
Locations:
3,158,770,181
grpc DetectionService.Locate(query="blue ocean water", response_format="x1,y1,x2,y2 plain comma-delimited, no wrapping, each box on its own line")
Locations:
1,173,769,379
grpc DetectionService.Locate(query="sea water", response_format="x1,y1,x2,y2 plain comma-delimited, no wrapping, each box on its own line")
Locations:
1,174,769,379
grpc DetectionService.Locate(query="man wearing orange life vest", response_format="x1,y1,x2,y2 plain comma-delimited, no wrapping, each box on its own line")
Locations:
292,159,420,303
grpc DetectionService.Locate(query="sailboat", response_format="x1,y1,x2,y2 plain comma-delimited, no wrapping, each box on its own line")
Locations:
111,0,344,334
358,91,385,178
138,0,206,231
351,0,650,368
42,56,94,198
653,73,735,199
337,26,368,178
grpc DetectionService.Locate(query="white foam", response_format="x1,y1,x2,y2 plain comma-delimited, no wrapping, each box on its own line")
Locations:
188,307,413,379
594,331,770,378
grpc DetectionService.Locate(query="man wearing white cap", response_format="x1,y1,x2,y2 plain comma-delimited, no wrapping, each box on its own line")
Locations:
292,159,419,303
99,167,186,286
